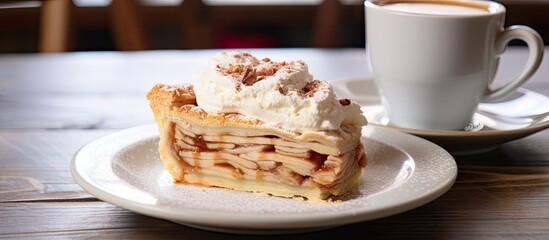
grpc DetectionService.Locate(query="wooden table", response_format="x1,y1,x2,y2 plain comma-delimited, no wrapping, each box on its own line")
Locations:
1,48,548,239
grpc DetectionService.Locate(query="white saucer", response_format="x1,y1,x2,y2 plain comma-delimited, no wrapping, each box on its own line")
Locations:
333,76,549,154
71,124,456,234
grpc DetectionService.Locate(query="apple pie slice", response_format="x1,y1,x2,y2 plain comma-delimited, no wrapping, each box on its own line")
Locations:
147,51,367,200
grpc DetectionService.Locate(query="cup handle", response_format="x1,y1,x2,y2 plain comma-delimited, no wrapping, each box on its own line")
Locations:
485,26,544,101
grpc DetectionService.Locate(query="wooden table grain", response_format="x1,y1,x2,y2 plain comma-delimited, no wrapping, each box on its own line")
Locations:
1,48,548,239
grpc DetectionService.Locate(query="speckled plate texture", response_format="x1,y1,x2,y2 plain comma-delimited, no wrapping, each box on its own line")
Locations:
71,124,457,234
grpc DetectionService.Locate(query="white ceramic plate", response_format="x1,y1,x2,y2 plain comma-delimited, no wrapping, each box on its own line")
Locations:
71,124,457,234
332,76,549,154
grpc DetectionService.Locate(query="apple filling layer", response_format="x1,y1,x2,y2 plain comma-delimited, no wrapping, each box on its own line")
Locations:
174,120,365,187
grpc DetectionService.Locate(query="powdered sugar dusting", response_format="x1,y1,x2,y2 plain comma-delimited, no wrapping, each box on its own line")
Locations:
161,84,193,96
150,171,370,214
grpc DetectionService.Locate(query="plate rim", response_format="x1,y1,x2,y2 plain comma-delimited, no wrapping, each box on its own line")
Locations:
71,124,457,230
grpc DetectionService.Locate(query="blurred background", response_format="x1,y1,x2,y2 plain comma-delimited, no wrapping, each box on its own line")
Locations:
0,0,548,53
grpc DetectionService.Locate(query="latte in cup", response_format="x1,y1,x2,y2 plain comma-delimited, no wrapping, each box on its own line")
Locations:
365,0,544,130
380,2,490,16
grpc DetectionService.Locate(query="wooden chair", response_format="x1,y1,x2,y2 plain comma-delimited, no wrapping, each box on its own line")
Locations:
37,0,344,52
39,0,148,52
313,0,342,48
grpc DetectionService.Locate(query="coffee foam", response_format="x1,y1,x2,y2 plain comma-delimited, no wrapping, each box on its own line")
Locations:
381,2,489,16
373,0,501,16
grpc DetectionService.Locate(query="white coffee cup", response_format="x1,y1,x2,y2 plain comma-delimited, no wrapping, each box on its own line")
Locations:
365,0,544,130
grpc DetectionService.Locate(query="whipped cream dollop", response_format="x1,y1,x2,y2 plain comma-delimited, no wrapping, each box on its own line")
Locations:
193,51,367,132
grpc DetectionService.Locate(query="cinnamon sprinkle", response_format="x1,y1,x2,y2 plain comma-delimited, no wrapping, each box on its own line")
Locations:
301,80,322,97
276,80,325,98
339,99,351,106
217,63,284,89
242,66,258,86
